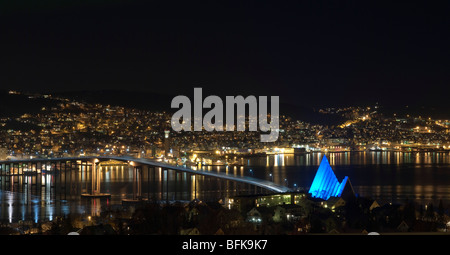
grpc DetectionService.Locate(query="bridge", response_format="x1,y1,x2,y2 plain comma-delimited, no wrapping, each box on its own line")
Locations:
0,155,292,203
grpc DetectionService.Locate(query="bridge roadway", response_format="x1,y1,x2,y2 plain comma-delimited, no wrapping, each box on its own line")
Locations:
0,155,292,193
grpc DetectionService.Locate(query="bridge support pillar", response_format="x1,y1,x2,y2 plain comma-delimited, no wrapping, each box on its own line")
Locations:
132,165,143,200
81,159,110,198
166,169,169,204
193,174,197,200
122,162,147,204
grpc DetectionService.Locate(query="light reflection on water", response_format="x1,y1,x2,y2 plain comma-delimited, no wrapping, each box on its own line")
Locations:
2,151,450,222
248,151,450,206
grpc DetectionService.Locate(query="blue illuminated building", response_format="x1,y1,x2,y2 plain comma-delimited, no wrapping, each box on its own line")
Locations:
308,155,353,200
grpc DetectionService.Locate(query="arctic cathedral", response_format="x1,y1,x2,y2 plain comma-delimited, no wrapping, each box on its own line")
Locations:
308,155,354,200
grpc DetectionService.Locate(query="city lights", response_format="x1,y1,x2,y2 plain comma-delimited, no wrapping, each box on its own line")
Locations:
0,0,449,241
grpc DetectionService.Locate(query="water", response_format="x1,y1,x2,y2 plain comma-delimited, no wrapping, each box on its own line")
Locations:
242,151,450,206
0,165,131,223
0,163,243,223
2,151,450,223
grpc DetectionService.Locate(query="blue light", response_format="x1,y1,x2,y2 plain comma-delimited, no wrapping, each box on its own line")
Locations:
308,155,349,200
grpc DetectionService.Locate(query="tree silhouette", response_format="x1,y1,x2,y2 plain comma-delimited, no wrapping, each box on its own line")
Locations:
438,199,445,217
425,203,435,221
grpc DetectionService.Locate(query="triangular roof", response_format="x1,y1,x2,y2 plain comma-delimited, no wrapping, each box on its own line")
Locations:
370,200,381,211
214,228,224,235
326,197,346,206
308,155,353,200
397,220,409,232
340,176,355,200
247,207,262,217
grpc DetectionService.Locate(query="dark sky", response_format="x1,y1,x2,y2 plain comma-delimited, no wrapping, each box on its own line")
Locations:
1,1,449,109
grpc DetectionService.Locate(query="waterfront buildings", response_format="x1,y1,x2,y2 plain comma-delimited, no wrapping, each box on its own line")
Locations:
1,91,450,161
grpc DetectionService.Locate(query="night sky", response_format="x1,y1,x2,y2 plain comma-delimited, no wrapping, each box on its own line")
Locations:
1,1,450,110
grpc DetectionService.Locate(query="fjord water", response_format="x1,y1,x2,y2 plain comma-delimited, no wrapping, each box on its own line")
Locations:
246,151,450,206
1,151,450,223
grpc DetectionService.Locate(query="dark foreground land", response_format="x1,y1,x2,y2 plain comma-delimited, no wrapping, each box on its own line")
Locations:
1,195,449,235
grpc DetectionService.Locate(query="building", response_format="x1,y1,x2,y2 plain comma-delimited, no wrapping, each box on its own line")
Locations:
164,130,171,157
0,147,8,160
246,207,263,224
231,192,311,218
321,197,346,212
308,155,355,200
232,192,307,210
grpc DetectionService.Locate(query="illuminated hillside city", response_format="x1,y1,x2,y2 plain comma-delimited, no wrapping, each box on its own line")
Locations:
1,90,450,235
2,90,450,163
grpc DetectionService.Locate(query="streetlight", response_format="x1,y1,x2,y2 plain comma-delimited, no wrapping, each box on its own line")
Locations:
269,173,273,182
249,169,253,177
284,178,288,187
